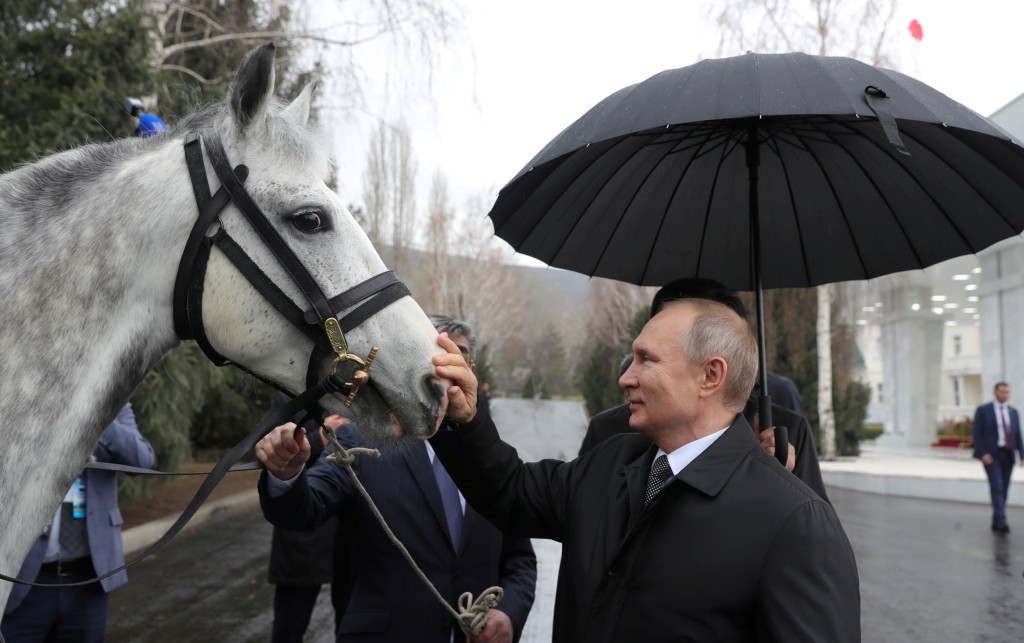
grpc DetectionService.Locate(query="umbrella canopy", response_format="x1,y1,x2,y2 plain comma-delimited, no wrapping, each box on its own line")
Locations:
489,51,1024,465
490,52,1024,290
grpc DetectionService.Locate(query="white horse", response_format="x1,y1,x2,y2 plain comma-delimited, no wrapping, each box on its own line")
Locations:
0,44,448,613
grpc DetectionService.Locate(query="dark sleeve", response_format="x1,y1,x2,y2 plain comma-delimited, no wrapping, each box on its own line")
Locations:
496,535,537,642
258,426,360,531
430,412,576,541
578,419,601,457
578,404,632,457
971,406,985,460
790,416,828,503
755,500,861,642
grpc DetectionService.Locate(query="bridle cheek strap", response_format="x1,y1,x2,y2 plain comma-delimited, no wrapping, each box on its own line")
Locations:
173,133,410,396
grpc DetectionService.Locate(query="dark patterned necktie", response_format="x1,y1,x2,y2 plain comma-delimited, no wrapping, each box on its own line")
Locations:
1002,406,1012,448
643,454,673,508
431,455,464,552
59,503,88,554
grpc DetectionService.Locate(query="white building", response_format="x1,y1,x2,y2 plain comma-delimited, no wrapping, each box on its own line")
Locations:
854,94,1024,447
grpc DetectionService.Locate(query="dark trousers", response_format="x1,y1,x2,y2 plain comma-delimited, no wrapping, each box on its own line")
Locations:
271,582,350,642
985,448,1016,526
0,566,109,643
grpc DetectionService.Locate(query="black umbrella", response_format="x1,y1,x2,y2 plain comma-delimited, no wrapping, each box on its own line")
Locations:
489,52,1024,463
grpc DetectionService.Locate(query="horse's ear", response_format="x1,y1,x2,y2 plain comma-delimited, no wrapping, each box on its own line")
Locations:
230,43,277,132
280,81,318,127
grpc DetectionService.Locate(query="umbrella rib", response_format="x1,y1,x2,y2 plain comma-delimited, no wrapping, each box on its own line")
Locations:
692,128,743,282
893,124,1024,242
762,130,814,286
538,132,657,270
808,122,926,270
637,126,731,284
589,132,700,282
781,122,872,282
830,119,982,252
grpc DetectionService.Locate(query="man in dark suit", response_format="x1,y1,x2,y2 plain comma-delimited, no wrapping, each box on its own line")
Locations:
430,297,859,642
265,392,352,642
2,403,154,642
256,318,537,643
972,381,1024,533
578,278,827,500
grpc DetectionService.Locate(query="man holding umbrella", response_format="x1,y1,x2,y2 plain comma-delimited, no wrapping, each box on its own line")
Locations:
428,296,859,642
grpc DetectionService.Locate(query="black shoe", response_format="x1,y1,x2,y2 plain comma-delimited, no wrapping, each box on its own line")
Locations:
993,523,1010,533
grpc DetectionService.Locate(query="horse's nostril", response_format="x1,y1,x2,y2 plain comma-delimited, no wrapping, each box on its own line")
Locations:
430,380,447,400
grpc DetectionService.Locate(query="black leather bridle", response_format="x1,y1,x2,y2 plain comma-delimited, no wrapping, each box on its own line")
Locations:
0,135,419,607
174,133,411,404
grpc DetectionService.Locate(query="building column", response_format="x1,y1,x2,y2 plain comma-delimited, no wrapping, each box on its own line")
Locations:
978,237,1024,397
877,272,943,447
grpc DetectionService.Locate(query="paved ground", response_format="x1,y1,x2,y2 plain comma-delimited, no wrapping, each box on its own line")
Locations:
107,399,1024,641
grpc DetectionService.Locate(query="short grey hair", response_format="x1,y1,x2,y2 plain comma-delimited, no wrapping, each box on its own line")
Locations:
674,300,758,413
429,314,478,362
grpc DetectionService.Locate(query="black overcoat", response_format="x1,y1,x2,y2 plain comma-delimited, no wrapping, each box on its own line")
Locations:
432,412,860,642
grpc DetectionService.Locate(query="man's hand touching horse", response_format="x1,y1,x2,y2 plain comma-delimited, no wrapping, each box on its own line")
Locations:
433,332,478,424
256,422,311,481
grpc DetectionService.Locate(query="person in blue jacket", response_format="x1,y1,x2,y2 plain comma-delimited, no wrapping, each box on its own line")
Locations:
1,403,155,642
124,97,168,137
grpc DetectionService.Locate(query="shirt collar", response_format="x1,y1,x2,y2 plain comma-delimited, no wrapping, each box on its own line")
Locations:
655,426,730,476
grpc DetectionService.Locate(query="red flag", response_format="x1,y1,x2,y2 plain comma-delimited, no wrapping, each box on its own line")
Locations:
908,19,924,41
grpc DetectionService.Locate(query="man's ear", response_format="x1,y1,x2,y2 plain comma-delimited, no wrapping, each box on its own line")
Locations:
700,357,728,398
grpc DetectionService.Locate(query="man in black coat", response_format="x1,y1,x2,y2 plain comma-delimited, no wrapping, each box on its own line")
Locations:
577,278,827,500
430,297,859,642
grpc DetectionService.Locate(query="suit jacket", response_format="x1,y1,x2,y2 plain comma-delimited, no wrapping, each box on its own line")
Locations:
972,401,1024,461
432,412,860,643
259,422,537,643
579,399,829,501
6,403,154,614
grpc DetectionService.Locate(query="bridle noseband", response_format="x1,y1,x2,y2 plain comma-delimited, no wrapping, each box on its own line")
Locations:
173,133,410,404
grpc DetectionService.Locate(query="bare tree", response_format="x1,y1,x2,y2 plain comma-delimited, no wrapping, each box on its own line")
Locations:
361,121,390,247
359,119,418,268
143,0,464,90
423,169,453,313
707,0,899,459
389,120,418,277
446,193,528,368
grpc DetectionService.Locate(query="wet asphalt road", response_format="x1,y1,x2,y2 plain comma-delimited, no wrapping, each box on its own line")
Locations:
831,487,1024,643
106,400,1024,641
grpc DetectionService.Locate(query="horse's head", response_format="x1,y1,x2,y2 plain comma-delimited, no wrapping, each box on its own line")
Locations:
181,44,449,441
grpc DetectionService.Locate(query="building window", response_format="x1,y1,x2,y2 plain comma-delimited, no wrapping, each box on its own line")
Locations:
877,382,883,403
953,377,962,407
953,335,962,356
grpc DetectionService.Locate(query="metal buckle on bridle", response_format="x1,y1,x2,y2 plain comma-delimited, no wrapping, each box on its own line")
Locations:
324,317,379,407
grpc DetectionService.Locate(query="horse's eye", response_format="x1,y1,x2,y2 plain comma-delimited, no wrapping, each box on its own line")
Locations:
290,210,327,233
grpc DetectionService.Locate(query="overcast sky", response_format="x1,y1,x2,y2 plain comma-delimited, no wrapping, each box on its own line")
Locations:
315,0,1024,252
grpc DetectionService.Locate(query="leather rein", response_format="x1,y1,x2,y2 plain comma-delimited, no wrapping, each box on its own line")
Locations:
0,133,412,594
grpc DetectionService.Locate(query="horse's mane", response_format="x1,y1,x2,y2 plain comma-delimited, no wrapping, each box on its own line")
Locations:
175,97,333,176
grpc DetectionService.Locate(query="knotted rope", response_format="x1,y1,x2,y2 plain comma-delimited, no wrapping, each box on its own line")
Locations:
321,424,504,638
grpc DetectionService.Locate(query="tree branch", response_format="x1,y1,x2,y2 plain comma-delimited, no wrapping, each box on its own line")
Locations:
160,64,223,85
156,30,388,65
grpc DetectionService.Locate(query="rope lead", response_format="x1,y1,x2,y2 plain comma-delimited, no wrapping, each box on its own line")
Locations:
322,425,504,637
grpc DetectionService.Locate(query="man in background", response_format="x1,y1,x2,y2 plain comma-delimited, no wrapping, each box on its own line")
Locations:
2,403,154,642
972,382,1024,533
124,97,167,137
